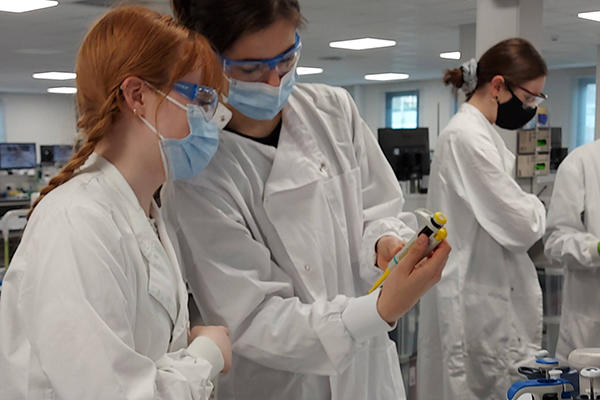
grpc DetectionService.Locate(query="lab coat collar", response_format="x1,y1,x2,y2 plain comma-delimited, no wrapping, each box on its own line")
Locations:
262,92,328,198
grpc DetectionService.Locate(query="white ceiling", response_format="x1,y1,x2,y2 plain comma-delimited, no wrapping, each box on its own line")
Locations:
1,0,600,93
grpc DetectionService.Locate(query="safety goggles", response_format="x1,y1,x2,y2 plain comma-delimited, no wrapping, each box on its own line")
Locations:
172,81,219,120
221,33,302,82
506,79,548,108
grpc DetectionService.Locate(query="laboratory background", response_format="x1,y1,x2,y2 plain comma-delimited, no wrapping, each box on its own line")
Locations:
0,0,599,399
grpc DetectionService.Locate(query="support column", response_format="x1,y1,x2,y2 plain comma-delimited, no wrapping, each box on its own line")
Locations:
459,23,476,63
476,0,543,57
596,45,600,140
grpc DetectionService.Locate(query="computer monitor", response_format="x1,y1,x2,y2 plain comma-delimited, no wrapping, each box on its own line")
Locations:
40,144,73,165
377,128,430,180
0,143,37,170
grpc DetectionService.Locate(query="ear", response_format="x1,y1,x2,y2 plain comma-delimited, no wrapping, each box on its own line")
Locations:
120,77,149,116
489,75,506,100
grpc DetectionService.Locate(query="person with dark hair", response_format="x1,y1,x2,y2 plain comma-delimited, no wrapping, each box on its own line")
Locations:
164,1,450,399
417,38,548,400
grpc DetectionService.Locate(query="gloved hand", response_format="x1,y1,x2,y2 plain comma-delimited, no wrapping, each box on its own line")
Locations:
376,234,451,324
190,325,232,373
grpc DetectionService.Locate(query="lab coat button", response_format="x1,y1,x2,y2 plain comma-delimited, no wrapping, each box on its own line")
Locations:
319,162,327,174
304,264,311,272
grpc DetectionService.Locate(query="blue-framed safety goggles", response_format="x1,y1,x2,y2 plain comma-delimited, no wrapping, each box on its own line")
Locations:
172,81,219,120
220,33,302,81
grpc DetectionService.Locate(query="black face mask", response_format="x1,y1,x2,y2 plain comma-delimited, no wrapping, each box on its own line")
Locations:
495,86,537,130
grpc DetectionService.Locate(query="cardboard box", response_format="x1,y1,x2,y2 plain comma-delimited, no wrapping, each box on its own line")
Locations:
536,128,550,153
518,129,536,154
517,153,550,177
518,129,551,154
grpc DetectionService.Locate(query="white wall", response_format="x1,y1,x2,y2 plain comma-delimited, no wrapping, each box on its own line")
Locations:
349,66,596,152
0,92,78,160
346,79,456,150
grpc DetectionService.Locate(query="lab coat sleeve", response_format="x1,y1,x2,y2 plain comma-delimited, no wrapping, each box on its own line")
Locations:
449,128,545,253
342,89,417,281
171,184,394,376
544,154,600,268
20,204,217,400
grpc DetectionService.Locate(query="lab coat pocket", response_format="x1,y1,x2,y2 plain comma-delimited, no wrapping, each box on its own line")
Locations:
141,239,178,325
558,310,600,355
463,282,510,393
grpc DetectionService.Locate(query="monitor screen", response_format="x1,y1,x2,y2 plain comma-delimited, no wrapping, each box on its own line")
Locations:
53,145,73,164
377,128,430,180
40,145,54,164
0,143,37,169
40,144,73,165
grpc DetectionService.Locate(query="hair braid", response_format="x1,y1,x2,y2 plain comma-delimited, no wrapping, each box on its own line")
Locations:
28,89,120,219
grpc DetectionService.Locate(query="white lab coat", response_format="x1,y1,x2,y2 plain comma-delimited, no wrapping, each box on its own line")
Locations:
544,139,600,361
163,83,416,400
0,154,222,400
417,103,546,400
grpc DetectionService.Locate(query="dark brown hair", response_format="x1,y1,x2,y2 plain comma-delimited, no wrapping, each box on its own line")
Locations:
443,38,547,96
171,0,306,53
29,5,224,218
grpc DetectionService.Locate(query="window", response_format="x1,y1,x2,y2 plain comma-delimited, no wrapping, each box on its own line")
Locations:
0,100,5,142
386,91,418,129
577,78,595,147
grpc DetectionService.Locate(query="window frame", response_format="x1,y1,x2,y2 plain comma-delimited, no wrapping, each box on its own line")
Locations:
385,90,419,129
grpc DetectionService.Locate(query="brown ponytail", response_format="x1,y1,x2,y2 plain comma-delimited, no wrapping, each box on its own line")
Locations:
28,5,224,218
443,68,465,89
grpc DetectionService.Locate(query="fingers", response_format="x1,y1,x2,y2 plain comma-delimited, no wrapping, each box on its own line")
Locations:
396,234,428,271
377,237,407,271
429,240,451,261
413,240,451,283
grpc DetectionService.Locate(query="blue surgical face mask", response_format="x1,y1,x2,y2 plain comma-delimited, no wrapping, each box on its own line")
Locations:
138,97,220,181
225,64,298,121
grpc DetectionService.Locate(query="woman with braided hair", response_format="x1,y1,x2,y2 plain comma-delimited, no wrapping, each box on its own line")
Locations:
0,6,232,399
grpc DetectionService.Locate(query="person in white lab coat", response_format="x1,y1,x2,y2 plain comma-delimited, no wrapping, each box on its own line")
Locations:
544,139,600,361
163,1,451,399
417,38,548,400
0,6,232,399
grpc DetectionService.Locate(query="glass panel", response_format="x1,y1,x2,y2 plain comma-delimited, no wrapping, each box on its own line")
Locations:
390,94,418,129
584,83,596,145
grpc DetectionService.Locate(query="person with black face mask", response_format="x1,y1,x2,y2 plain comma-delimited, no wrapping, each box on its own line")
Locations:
417,38,549,400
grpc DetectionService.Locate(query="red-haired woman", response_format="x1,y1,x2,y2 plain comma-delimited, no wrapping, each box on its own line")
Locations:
0,6,231,399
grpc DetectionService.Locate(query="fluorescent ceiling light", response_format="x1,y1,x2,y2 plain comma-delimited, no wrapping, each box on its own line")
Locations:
297,67,324,76
33,72,76,80
440,51,461,60
47,87,77,94
329,38,396,50
578,11,600,22
0,1,58,13
364,73,409,81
